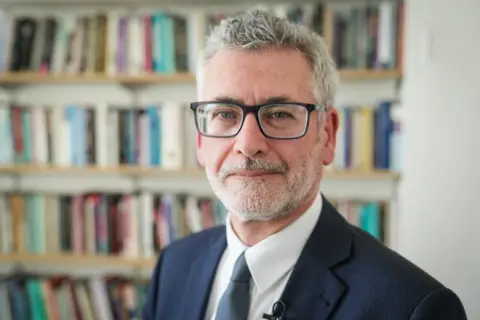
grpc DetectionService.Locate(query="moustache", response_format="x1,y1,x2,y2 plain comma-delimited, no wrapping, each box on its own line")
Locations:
218,158,288,180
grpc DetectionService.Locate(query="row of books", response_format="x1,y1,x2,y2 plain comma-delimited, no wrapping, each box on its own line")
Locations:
0,193,227,257
0,102,198,169
0,1,403,76
0,11,190,75
329,1,403,70
0,100,401,171
0,192,387,257
329,100,401,171
0,276,148,320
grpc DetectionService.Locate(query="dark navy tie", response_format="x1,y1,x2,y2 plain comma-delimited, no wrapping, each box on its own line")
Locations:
215,251,251,320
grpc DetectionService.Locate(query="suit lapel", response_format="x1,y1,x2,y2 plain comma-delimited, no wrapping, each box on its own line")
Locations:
280,196,352,320
279,249,347,320
180,231,227,320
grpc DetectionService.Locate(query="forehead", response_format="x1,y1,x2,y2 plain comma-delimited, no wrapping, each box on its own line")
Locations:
199,48,315,103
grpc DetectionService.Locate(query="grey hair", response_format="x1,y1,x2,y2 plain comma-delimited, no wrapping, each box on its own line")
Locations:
197,9,339,109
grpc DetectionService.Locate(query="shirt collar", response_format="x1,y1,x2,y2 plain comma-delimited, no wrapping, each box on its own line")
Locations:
225,193,323,294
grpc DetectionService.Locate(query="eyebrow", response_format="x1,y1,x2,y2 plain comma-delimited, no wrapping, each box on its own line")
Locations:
212,95,294,105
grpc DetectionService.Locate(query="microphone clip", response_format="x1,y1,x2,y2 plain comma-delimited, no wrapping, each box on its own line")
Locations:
262,300,286,320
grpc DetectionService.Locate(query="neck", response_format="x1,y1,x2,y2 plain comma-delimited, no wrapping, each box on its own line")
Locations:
229,192,317,246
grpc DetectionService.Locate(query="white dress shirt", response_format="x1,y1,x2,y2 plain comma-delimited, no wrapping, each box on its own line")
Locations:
204,193,323,320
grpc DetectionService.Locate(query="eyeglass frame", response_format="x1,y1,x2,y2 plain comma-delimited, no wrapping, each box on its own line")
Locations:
190,100,327,140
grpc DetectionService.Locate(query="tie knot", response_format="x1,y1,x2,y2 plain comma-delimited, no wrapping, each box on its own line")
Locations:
231,251,251,282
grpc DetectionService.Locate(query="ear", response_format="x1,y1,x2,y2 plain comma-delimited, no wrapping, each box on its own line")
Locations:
196,132,205,167
321,107,339,165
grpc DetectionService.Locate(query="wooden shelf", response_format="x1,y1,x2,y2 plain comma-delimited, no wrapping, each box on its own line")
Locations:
0,69,399,86
0,165,399,179
324,169,400,180
0,253,155,268
0,72,196,85
0,165,204,177
0,253,156,277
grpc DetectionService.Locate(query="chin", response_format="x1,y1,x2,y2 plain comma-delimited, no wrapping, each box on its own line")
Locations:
218,190,296,222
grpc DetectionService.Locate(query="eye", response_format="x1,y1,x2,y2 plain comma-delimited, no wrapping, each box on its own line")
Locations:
269,111,292,119
213,110,238,119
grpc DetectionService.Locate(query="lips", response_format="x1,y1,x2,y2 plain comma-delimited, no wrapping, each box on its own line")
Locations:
229,170,278,177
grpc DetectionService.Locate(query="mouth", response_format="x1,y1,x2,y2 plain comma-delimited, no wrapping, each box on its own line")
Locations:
228,171,280,178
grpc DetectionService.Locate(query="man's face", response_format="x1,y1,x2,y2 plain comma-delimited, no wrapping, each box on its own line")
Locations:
196,47,338,221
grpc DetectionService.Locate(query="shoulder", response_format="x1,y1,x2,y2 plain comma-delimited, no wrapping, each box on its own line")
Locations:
346,224,443,291
319,199,442,292
306,198,466,318
339,223,465,315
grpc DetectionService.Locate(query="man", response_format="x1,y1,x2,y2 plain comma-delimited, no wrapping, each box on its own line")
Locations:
143,9,467,320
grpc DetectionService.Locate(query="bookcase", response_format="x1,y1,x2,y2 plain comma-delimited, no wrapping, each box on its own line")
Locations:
0,0,404,318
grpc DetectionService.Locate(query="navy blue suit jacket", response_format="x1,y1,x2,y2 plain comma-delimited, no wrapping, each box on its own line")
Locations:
143,196,467,320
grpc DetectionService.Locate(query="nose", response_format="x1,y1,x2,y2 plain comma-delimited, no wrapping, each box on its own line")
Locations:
233,113,269,158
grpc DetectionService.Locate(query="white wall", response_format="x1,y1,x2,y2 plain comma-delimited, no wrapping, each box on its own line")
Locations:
398,0,480,318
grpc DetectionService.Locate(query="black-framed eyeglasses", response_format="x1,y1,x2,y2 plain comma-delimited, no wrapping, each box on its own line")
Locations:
190,101,327,140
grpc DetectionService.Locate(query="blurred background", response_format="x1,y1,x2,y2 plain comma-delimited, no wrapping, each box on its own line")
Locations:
0,0,478,319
